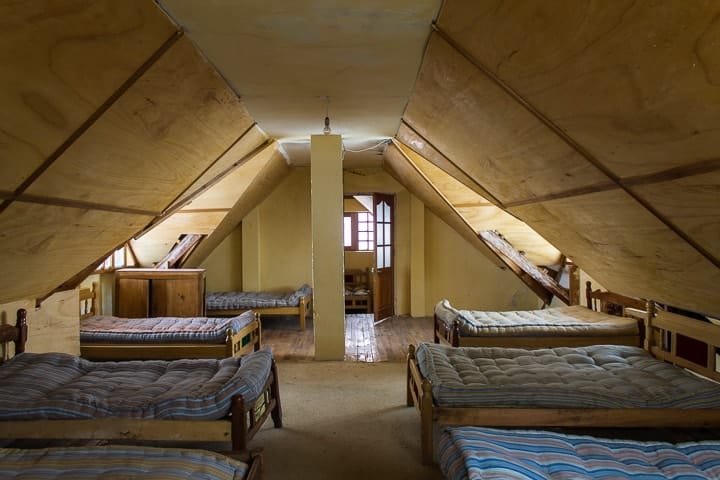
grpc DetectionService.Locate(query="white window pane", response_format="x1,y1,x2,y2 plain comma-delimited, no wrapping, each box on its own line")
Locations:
344,217,352,247
377,248,384,269
368,241,374,250
384,246,391,268
384,202,391,221
375,203,383,221
367,232,374,241
359,241,369,251
377,225,384,244
359,232,368,241
384,224,391,244
114,249,124,268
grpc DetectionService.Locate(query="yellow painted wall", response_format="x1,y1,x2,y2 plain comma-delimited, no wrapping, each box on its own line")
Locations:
201,227,243,292
424,210,542,313
255,168,313,291
344,251,373,271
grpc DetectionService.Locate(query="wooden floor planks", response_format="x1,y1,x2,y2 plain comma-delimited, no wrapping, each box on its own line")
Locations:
261,313,433,362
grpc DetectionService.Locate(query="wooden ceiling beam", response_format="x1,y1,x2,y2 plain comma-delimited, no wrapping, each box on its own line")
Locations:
432,23,720,270
0,192,159,216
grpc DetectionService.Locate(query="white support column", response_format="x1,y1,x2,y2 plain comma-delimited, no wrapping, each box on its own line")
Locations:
311,134,345,360
410,194,426,317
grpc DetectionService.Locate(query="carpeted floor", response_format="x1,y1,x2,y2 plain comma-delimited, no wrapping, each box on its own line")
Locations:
255,360,443,480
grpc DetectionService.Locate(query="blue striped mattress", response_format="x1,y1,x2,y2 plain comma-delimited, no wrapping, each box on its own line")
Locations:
0,348,273,420
439,427,720,480
0,445,249,479
207,284,312,310
434,300,638,337
415,342,720,409
80,311,255,344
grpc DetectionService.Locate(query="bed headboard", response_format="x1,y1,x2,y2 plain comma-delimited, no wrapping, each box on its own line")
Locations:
79,282,97,320
646,304,720,382
585,281,647,319
0,309,28,361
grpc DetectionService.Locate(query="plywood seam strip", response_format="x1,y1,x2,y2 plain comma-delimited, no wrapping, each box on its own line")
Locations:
432,23,720,269
0,192,159,216
135,138,273,239
399,119,506,208
0,29,184,216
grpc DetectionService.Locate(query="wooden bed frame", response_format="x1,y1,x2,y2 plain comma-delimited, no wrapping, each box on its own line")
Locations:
434,281,647,348
410,303,720,464
1,309,282,452
207,291,313,331
344,269,372,313
79,284,262,360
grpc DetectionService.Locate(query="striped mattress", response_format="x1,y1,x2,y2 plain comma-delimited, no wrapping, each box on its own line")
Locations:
0,348,273,420
439,426,720,480
80,311,255,344
0,445,249,479
207,284,312,310
435,300,638,337
415,342,720,409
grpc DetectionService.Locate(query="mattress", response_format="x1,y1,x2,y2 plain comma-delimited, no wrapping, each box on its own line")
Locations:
435,300,638,337
0,445,249,480
415,342,720,408
207,284,312,310
438,426,720,480
80,311,255,344
0,348,273,420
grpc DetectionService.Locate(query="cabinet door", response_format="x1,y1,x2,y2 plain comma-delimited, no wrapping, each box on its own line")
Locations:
116,278,150,317
152,278,203,317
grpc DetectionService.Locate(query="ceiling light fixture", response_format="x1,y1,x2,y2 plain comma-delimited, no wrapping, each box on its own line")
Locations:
323,96,331,135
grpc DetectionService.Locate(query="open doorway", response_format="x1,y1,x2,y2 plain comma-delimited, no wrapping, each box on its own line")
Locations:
343,193,395,322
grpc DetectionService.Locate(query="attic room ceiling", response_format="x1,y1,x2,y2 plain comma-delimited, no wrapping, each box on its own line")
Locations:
157,0,442,168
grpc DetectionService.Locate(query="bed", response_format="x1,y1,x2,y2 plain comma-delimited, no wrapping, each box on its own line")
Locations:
80,283,262,361
0,445,263,479
434,282,646,348
206,284,313,331
0,309,282,452
438,426,720,480
407,304,720,463
344,269,372,313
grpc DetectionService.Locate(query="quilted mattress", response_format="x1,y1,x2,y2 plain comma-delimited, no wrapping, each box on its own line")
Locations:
0,348,273,420
80,311,255,344
0,445,249,480
439,426,720,480
415,342,720,408
434,300,638,337
207,284,312,310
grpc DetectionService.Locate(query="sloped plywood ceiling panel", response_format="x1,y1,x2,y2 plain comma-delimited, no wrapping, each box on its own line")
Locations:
0,203,150,303
0,0,175,190
402,0,720,315
511,190,720,316
0,1,259,303
26,36,255,212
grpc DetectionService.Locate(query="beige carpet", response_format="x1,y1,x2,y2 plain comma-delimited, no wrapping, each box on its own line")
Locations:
255,360,443,480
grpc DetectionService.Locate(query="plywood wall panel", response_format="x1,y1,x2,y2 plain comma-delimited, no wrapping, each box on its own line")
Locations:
384,146,503,267
0,0,175,190
26,36,255,212
0,203,151,304
631,171,720,260
510,190,720,317
438,0,720,177
404,34,609,204
397,141,562,267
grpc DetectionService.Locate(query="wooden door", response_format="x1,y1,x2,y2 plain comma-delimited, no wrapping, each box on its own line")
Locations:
372,193,394,321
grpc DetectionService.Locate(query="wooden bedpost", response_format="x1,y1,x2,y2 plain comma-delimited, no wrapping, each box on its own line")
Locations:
231,395,248,452
433,315,440,344
407,344,416,406
255,312,262,351
585,281,594,310
270,359,283,428
421,378,433,465
16,308,27,354
298,296,306,331
451,320,461,347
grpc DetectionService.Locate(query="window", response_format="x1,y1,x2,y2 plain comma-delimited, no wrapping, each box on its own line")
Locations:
95,243,136,272
344,211,374,251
